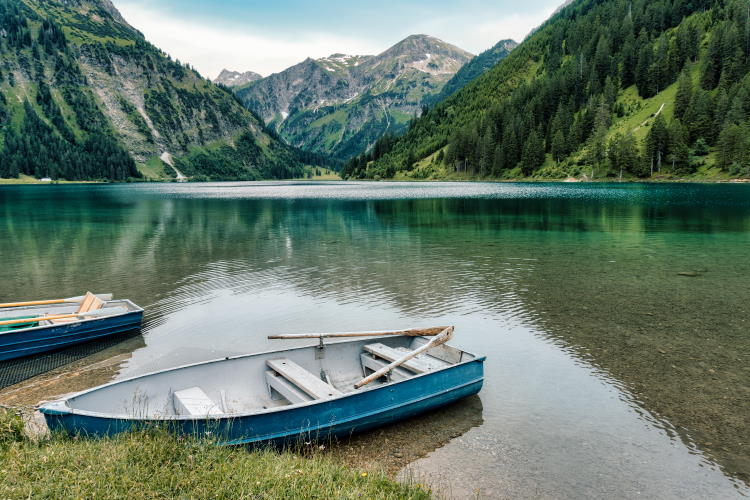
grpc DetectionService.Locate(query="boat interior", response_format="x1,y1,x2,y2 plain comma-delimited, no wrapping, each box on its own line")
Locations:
62,335,476,419
0,298,140,331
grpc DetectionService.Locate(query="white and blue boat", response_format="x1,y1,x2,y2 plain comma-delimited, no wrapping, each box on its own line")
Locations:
0,293,143,361
39,326,485,445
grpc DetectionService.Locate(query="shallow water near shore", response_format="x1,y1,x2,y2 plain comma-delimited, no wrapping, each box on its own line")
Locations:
0,181,748,498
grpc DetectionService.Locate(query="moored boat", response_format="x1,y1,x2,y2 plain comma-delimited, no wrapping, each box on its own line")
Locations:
39,326,485,445
0,293,144,361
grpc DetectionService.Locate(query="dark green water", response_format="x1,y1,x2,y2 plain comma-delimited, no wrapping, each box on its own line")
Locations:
0,181,748,498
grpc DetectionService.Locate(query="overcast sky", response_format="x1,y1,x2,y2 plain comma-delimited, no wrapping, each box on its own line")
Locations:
113,0,560,79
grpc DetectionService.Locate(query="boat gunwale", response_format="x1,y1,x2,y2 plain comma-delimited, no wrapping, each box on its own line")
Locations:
39,334,485,421
0,300,144,337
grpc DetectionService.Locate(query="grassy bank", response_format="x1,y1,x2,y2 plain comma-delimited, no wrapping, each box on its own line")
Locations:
0,175,104,185
0,409,429,499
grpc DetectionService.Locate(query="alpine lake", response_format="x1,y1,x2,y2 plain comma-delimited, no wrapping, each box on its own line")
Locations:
0,181,748,498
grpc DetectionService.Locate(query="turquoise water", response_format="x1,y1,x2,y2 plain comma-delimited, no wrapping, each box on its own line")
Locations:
0,181,748,497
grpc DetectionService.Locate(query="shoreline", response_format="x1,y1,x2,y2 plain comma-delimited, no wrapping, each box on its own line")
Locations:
2,176,750,186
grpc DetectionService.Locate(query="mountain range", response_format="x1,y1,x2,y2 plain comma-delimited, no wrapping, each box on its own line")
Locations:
233,35,476,160
0,0,311,181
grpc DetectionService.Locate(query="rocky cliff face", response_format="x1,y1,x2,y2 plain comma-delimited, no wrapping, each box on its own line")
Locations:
235,35,473,160
213,69,263,87
0,0,303,180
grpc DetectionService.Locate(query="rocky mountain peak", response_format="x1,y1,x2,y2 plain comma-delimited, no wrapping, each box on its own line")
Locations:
378,34,473,63
496,39,519,51
213,69,263,87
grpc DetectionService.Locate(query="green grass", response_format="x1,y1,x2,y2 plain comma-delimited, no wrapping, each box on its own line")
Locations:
137,156,170,180
608,82,678,143
0,175,102,184
0,409,428,499
295,167,342,180
309,109,347,128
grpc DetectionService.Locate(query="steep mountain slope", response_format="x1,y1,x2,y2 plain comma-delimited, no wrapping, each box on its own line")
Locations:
0,0,306,181
234,35,473,160
214,69,263,87
425,39,517,105
351,0,750,181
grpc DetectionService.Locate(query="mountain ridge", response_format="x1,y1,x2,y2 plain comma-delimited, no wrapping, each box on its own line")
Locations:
234,34,474,160
0,0,310,181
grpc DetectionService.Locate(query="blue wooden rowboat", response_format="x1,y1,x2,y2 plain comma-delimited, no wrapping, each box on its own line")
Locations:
0,294,143,361
39,327,484,445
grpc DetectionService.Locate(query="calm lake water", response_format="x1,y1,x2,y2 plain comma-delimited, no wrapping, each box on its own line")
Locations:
0,181,749,498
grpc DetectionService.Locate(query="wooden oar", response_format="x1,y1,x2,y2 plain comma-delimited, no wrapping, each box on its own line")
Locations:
0,307,126,327
354,326,455,389
268,326,450,340
0,294,113,309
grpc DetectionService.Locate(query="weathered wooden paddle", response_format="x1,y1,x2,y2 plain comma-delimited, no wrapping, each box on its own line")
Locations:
354,326,455,389
0,307,126,327
268,326,450,340
0,294,113,309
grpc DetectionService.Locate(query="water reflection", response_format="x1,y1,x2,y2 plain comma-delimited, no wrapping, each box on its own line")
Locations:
0,182,748,495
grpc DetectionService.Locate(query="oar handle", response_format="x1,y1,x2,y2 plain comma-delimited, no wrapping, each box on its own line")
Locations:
268,327,450,340
0,314,75,327
0,299,66,309
0,293,113,309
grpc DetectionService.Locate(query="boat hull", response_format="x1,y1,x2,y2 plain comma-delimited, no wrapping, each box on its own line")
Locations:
42,357,484,445
0,307,143,361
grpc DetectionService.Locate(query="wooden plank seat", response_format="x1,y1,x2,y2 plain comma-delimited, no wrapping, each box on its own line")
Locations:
266,358,342,401
173,387,222,416
360,354,412,382
48,292,104,325
266,371,313,404
363,343,451,374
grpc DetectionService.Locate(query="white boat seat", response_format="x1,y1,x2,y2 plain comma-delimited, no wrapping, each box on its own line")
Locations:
363,343,451,374
267,358,342,400
360,354,412,382
265,371,314,404
173,387,222,416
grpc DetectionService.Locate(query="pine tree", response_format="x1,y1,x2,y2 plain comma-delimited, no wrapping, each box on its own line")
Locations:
551,130,566,164
717,122,748,168
520,129,544,175
635,31,654,97
609,133,642,178
645,113,670,174
674,70,693,121
668,119,690,172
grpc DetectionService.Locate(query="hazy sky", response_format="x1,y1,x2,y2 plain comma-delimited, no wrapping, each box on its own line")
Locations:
113,0,560,79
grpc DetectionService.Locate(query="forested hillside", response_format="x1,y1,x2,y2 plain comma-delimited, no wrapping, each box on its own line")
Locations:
346,0,750,180
0,0,311,181
424,39,517,106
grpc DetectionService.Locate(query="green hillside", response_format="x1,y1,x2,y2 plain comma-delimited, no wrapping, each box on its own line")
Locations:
347,0,750,181
0,0,313,181
424,39,517,106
